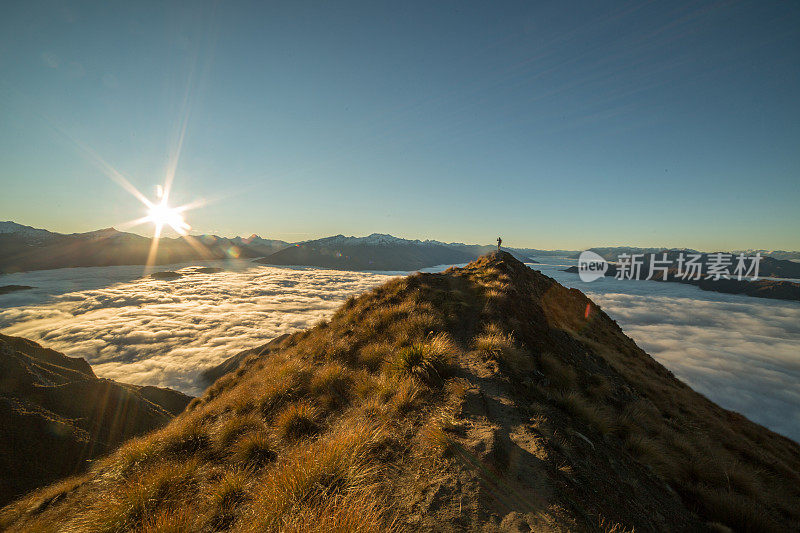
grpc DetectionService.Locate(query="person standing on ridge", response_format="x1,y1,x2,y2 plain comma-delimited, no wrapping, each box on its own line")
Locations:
497,236,502,251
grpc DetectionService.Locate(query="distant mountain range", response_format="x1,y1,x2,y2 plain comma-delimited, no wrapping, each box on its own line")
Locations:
0,221,289,274
0,333,192,506
1,221,798,274
259,233,484,271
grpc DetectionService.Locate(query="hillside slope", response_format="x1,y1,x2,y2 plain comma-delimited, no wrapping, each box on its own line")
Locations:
2,252,798,532
0,334,192,507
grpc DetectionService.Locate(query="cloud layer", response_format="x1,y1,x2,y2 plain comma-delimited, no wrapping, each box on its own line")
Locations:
0,263,393,395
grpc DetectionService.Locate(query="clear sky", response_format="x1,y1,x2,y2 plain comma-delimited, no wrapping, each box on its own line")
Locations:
1,1,798,250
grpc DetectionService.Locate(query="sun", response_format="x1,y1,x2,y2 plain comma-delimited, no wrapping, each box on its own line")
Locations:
146,200,190,235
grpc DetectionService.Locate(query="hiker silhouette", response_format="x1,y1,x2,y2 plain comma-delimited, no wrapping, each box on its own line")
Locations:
497,237,502,251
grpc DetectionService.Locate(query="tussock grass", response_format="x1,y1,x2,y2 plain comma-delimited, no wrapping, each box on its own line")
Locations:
216,414,264,449
310,362,353,410
357,343,390,372
205,469,250,530
388,376,420,415
474,324,533,375
553,391,614,436
231,430,277,467
161,419,212,458
275,401,320,441
389,333,456,384
246,420,393,531
538,352,578,391
76,460,201,532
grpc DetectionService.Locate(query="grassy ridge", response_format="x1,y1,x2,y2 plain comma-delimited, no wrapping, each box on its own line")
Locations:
2,252,798,532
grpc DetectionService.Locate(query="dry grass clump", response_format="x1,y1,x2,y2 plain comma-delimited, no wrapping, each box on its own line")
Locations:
599,517,634,533
538,352,578,391
0,474,89,529
216,414,265,449
204,469,250,530
553,391,614,436
473,324,533,375
161,419,212,458
231,430,277,467
310,363,353,410
76,460,201,532
256,359,312,419
112,434,164,478
687,485,777,533
389,333,456,384
275,401,321,441
357,342,390,372
246,421,393,531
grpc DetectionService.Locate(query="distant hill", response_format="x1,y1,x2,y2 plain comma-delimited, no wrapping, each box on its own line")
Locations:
4,252,798,531
230,235,290,257
258,233,478,271
0,222,268,274
0,334,192,507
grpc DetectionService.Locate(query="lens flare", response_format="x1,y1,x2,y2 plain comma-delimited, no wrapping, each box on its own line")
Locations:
146,201,190,235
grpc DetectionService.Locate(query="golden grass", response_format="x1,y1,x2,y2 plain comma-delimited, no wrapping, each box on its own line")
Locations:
310,362,353,410
75,460,201,532
231,430,277,467
216,414,264,449
389,333,456,384
553,391,614,436
245,420,393,531
473,324,533,375
275,400,321,442
204,469,250,530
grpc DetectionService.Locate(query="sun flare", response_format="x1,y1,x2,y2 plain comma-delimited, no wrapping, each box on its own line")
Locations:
146,201,190,235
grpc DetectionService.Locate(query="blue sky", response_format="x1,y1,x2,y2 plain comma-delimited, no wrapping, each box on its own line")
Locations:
1,1,798,250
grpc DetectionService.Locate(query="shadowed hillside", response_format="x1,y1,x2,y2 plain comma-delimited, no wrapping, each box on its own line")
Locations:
2,252,798,531
0,334,192,507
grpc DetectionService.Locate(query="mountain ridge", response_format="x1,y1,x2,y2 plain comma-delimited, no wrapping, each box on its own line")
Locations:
2,252,797,531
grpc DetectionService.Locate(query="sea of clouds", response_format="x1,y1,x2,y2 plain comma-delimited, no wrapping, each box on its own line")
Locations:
1,258,798,442
0,261,395,395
